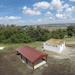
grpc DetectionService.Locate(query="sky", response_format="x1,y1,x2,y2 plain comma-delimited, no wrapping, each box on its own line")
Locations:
0,0,75,25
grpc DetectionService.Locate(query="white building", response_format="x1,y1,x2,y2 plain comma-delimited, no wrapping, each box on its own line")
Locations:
43,39,65,53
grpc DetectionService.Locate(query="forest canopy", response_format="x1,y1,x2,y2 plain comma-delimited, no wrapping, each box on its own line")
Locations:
0,24,75,43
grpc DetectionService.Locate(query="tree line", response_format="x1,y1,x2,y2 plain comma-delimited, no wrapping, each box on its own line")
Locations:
0,24,75,43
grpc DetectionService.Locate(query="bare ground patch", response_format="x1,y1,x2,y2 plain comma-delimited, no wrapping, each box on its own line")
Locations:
0,46,75,75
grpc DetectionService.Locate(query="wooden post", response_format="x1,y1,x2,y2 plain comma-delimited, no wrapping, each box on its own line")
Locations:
21,54,22,59
45,56,47,62
26,58,28,64
17,51,19,55
32,62,34,69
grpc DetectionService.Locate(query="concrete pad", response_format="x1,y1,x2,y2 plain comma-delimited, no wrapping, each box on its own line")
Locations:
34,61,46,69
18,55,47,69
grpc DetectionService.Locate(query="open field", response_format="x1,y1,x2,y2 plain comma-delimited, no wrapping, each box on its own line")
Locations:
0,39,75,75
40,25,67,31
63,36,75,47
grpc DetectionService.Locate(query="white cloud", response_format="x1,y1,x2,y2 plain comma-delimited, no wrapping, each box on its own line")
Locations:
56,14,64,19
64,6,75,18
33,1,50,9
4,16,21,20
65,6,75,13
45,11,54,20
0,17,3,20
63,4,69,9
23,6,41,16
38,19,41,21
56,6,75,19
1,1,75,25
49,17,53,19
45,12,53,17
50,0,63,12
50,0,71,13
0,16,21,21
69,0,75,2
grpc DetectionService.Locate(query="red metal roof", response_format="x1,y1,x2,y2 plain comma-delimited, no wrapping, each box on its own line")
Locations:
16,46,48,63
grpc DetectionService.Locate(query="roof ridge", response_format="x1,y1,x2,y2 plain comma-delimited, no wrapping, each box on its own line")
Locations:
25,46,43,55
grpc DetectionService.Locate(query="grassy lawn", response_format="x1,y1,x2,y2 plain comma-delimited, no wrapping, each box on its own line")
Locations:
64,36,75,42
63,36,75,46
0,35,75,52
0,41,43,52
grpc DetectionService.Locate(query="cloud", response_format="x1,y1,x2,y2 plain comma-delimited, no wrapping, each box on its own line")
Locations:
56,5,75,19
0,17,3,20
22,1,72,17
0,16,21,21
50,0,71,13
1,0,75,25
69,0,75,2
45,11,54,20
64,6,75,18
63,4,69,9
38,19,42,21
50,0,63,12
65,6,75,13
0,16,21,25
4,16,21,20
56,14,64,19
23,6,41,16
33,1,50,9
23,1,50,16
45,12,53,17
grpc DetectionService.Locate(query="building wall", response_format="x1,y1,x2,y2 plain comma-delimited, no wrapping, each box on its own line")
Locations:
43,42,65,53
59,43,65,52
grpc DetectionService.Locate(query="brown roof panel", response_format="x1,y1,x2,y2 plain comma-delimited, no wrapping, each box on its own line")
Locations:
45,39,64,45
16,46,48,63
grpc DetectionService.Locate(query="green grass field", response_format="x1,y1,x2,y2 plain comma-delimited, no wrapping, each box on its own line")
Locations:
64,36,75,43
63,36,75,46
0,35,75,52
0,41,43,52
41,26,67,31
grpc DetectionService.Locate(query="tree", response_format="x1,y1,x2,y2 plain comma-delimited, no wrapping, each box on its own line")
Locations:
0,35,5,42
58,29,65,39
67,26,74,32
67,30,73,38
10,33,32,43
0,25,67,43
67,26,75,37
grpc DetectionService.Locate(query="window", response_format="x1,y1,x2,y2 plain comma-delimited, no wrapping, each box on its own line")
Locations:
56,45,57,47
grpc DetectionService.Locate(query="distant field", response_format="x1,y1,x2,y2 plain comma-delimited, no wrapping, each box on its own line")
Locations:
41,26,67,31
63,36,75,46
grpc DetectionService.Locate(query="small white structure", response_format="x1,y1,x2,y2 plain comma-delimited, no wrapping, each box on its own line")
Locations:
43,39,65,53
0,47,5,50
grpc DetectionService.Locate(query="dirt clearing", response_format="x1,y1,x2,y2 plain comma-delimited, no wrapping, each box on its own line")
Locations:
0,46,75,75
